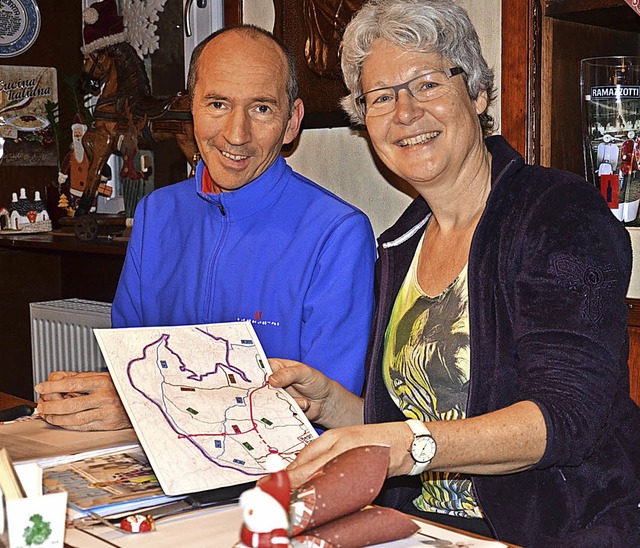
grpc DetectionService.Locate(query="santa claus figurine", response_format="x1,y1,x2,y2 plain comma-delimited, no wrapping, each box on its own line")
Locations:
58,114,91,199
58,113,113,208
238,454,292,548
119,513,155,533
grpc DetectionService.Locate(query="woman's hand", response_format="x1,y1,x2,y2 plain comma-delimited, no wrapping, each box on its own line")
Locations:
285,422,415,488
268,358,364,429
35,371,132,431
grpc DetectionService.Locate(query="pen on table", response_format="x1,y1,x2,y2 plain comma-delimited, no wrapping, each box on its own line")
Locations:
0,404,36,422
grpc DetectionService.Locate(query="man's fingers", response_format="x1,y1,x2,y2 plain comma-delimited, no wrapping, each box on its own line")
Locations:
40,409,120,432
48,370,79,381
37,392,64,402
39,400,131,431
37,394,96,416
35,372,111,396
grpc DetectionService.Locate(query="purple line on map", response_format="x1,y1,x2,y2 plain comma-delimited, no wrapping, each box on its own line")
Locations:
124,330,265,476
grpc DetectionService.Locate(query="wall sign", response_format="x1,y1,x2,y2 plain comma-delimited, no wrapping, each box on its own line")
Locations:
0,0,41,58
0,65,57,166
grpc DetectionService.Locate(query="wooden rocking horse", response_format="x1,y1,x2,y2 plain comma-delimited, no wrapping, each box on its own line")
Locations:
76,41,198,216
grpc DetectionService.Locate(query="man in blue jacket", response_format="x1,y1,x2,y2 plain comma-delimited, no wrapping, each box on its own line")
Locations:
35,25,375,431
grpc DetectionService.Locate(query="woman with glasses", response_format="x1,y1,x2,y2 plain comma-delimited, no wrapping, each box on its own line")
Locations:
268,0,640,545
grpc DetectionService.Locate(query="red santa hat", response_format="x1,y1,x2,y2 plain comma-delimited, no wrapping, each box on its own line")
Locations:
257,467,290,512
71,112,87,132
81,0,127,55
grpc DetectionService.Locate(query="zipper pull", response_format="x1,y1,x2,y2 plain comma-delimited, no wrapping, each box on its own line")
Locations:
217,198,226,216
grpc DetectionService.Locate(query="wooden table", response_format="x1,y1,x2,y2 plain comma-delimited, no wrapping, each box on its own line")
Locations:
0,392,521,547
0,392,34,410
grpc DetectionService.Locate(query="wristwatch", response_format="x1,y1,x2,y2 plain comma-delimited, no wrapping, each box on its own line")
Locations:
406,419,437,475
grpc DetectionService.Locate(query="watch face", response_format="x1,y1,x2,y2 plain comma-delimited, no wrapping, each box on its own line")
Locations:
411,435,436,464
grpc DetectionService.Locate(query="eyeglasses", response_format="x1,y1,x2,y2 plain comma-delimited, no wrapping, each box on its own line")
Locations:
356,67,465,117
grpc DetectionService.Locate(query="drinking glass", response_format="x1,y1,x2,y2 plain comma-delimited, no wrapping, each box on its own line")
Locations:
581,56,640,224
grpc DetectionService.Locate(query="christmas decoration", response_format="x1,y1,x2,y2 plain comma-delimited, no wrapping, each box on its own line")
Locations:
119,514,155,533
2,187,52,233
236,447,419,548
74,0,196,217
121,0,169,58
239,455,292,547
82,0,169,59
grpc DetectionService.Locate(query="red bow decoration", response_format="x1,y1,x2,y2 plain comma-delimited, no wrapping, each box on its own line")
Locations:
625,0,640,16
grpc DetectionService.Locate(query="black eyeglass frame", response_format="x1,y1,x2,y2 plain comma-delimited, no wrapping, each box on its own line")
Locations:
356,66,465,116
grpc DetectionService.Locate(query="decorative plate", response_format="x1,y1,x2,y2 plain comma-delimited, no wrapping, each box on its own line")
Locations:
0,0,41,58
5,114,49,132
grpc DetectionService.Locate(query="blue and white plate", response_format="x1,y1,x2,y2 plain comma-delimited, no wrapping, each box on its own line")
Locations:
0,0,41,58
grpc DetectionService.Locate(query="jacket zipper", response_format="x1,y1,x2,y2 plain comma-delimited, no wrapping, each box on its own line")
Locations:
217,196,226,216
205,195,228,319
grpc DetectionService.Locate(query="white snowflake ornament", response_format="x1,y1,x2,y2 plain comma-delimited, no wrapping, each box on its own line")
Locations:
121,0,169,58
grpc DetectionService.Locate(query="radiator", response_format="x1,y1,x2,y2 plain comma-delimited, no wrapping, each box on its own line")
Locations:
30,299,112,393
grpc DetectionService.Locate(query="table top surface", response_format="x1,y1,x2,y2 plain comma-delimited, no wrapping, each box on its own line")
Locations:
0,392,521,547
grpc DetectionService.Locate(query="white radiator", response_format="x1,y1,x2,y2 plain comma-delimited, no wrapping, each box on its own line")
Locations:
30,299,112,393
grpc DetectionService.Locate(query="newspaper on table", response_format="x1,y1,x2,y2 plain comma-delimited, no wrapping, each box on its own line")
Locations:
40,444,177,517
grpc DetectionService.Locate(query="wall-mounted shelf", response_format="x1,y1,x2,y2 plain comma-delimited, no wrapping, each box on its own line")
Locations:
545,0,638,31
0,233,127,256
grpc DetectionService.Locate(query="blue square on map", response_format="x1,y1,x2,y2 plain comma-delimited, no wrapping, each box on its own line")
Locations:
160,360,168,368
236,397,243,404
215,440,221,448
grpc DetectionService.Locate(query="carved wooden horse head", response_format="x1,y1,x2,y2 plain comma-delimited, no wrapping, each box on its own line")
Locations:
77,42,198,216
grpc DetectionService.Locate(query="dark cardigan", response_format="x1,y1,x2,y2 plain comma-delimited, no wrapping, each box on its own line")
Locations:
364,135,640,547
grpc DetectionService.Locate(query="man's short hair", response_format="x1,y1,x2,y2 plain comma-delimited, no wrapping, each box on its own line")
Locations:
186,25,299,116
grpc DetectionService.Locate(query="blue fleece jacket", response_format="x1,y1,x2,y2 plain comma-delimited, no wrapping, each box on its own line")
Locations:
112,155,376,395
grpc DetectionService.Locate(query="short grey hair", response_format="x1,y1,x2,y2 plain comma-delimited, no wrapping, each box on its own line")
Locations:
340,0,495,134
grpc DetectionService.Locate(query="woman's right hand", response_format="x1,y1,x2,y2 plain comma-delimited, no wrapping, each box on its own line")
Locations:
268,358,363,429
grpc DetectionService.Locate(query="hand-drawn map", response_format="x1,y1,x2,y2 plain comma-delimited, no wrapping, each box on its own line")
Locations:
95,321,317,496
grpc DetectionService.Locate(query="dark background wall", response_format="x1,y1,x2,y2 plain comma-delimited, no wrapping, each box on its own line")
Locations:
0,2,84,207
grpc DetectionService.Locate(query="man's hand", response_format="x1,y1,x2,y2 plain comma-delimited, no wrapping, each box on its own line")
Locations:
268,358,363,429
35,371,131,431
285,422,415,489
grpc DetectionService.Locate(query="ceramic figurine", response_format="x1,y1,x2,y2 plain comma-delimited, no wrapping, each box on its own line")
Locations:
119,514,155,533
5,188,52,232
238,455,292,548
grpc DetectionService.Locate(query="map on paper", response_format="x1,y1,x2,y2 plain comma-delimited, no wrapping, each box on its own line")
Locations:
95,321,317,496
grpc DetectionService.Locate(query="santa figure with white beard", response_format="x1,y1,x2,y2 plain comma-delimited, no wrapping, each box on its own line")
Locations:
238,455,292,548
58,114,112,203
58,114,91,198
